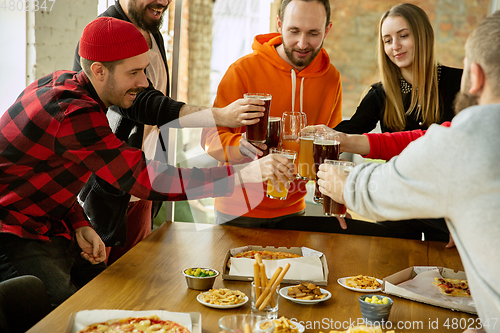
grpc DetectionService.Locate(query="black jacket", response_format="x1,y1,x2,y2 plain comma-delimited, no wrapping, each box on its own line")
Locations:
74,1,183,246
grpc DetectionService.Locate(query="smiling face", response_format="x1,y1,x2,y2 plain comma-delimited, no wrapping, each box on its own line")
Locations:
101,53,150,109
277,0,332,71
381,16,415,76
126,0,170,32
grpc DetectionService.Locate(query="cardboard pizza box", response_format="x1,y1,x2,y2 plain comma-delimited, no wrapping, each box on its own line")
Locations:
65,310,202,333
382,266,476,314
222,245,329,286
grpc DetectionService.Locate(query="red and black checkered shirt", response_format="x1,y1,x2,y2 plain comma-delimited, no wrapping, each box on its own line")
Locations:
0,71,234,241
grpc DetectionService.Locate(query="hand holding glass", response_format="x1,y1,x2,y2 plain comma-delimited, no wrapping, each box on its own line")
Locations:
266,148,296,200
244,93,272,143
313,133,340,203
322,160,355,217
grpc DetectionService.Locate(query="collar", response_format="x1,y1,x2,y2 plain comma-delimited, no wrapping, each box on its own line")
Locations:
113,0,131,23
400,64,442,94
76,71,107,112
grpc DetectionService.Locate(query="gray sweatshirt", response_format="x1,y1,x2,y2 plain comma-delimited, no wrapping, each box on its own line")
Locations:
345,104,500,331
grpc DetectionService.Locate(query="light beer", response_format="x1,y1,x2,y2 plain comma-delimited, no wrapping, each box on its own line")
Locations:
298,132,315,180
266,148,296,200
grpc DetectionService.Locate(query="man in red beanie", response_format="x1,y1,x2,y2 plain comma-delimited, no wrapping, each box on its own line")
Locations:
0,16,293,309
73,0,252,265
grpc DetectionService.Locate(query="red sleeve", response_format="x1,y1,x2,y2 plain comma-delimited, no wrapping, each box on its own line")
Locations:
363,122,451,160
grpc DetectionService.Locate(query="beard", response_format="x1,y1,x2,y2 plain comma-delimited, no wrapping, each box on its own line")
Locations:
453,91,479,115
453,70,479,115
283,39,323,69
128,0,167,33
105,72,145,109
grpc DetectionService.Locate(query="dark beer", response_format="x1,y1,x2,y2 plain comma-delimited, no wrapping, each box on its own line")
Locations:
323,195,347,217
322,161,355,217
313,137,340,203
262,117,281,156
244,93,272,143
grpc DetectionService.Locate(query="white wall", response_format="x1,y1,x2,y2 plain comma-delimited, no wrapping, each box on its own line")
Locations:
0,10,27,113
0,0,98,113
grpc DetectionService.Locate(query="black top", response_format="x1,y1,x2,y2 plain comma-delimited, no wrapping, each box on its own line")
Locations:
334,65,463,133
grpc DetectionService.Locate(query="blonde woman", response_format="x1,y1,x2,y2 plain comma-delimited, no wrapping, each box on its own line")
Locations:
335,3,462,134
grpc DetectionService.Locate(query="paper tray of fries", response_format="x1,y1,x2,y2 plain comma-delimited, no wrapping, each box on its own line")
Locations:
222,245,328,286
65,310,201,333
382,266,476,314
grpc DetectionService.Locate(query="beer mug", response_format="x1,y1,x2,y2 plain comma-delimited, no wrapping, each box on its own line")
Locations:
281,111,306,174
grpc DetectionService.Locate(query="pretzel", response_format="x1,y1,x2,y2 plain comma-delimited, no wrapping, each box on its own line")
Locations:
253,262,261,299
259,263,290,310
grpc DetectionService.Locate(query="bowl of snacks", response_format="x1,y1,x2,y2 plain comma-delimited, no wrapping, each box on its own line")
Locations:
358,295,393,324
183,267,219,290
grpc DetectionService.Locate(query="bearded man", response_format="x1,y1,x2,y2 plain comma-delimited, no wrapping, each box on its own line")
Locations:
73,0,268,264
201,0,343,227
317,11,500,332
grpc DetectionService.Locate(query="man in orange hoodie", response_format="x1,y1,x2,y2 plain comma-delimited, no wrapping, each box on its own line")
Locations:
201,0,343,227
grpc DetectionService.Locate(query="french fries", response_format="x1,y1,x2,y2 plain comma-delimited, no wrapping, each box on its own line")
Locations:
345,275,381,290
199,288,246,305
286,282,326,300
271,317,300,333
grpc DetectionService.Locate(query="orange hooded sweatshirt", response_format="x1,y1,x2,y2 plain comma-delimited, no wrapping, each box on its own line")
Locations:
200,33,342,219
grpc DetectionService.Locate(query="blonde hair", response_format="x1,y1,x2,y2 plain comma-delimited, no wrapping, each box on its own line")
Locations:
465,10,500,97
378,3,440,131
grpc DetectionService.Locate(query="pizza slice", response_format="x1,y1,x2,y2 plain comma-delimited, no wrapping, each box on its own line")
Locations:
78,315,191,333
433,277,471,297
233,250,302,260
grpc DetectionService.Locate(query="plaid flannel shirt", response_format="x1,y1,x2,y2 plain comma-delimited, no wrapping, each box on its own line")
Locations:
0,71,234,241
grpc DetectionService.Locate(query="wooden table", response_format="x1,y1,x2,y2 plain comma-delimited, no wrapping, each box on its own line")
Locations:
28,222,475,333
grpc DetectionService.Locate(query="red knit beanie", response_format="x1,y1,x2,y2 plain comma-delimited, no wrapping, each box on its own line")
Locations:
79,17,149,62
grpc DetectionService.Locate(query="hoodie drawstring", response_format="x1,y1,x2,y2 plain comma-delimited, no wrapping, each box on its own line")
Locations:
290,69,305,114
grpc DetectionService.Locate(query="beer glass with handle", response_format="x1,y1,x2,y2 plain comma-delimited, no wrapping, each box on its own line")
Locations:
281,111,306,174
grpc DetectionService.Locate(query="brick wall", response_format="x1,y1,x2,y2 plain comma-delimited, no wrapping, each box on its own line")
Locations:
33,0,98,79
187,0,214,108
325,0,490,117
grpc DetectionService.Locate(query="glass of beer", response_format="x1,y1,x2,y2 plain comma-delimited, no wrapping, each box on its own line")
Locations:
262,117,281,156
244,93,272,143
298,131,315,180
281,111,306,174
266,148,296,200
313,133,340,203
322,160,355,217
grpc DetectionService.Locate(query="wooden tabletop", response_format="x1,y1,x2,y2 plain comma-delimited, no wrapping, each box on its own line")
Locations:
28,222,475,333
